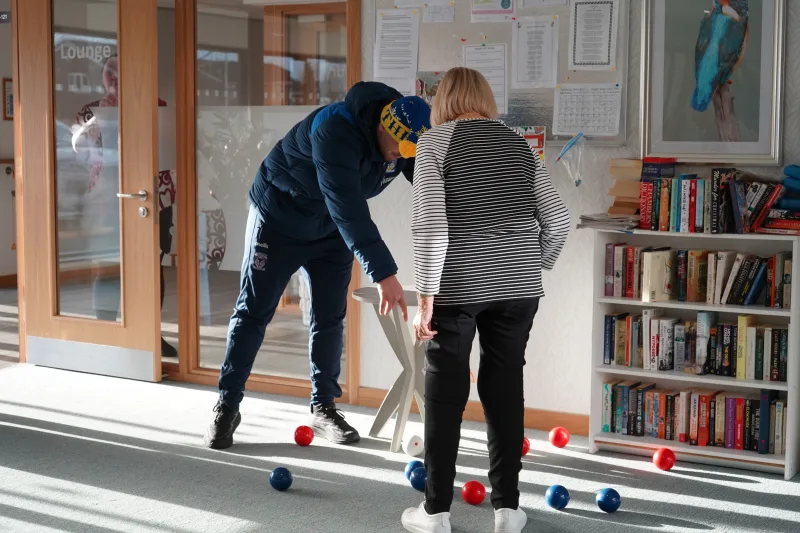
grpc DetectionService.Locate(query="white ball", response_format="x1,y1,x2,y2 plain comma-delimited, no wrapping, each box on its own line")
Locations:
404,434,424,457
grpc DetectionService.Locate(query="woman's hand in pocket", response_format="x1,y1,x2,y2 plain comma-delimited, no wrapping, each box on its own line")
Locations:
413,294,437,342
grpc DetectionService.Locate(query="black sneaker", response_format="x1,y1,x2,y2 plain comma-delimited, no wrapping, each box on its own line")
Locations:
310,403,360,445
204,401,241,450
161,337,178,358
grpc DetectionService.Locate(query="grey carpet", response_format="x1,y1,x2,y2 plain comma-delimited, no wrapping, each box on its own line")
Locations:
0,364,798,533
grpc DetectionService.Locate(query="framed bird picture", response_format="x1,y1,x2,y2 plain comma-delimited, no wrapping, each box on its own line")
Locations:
641,0,786,165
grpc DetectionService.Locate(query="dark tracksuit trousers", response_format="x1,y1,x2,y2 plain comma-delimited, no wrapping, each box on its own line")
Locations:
218,204,353,410
423,298,539,514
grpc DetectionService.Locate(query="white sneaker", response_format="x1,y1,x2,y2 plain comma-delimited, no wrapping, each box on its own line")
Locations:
401,502,452,533
494,507,527,533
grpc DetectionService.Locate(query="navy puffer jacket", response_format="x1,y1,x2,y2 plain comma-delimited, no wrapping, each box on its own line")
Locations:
249,82,414,283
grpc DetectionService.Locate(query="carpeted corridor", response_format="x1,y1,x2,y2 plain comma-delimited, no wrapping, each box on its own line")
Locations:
0,363,798,533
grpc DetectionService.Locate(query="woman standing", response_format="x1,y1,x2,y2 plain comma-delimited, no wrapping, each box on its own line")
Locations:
401,68,570,533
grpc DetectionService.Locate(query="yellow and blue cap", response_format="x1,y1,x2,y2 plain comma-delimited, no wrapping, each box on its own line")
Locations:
380,96,431,158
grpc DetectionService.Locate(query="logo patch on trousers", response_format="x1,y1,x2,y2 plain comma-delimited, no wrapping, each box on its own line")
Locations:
253,252,268,271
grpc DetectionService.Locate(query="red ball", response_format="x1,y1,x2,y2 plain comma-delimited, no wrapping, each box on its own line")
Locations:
522,436,531,457
653,448,676,471
461,480,486,506
549,427,570,448
294,425,314,447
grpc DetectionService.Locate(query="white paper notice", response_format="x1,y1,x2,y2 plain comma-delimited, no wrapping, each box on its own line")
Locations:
512,16,559,89
394,0,425,7
463,44,508,115
471,0,516,23
524,0,567,6
374,9,421,80
552,83,621,137
376,78,416,97
568,0,618,71
424,5,455,23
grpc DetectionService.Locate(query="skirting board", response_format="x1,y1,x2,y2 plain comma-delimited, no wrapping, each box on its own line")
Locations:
158,372,589,436
357,387,589,437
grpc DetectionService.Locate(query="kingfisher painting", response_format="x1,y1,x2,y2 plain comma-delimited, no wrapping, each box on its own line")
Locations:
691,0,750,114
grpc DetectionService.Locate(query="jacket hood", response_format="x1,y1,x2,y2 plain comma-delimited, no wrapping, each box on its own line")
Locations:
345,81,404,125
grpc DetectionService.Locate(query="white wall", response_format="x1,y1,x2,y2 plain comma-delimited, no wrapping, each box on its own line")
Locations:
0,0,15,276
359,0,800,415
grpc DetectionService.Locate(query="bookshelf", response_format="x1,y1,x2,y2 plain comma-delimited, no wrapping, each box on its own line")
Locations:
590,229,800,479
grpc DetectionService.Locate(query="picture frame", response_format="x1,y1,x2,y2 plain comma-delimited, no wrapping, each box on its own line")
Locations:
2,78,11,121
640,0,786,165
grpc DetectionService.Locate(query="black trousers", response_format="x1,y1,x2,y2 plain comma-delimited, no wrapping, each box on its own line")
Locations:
423,298,539,514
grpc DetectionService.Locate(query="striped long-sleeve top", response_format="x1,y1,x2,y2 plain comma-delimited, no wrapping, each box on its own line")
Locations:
412,118,570,306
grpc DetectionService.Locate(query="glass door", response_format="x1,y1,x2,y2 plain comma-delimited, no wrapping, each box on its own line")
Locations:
15,0,162,381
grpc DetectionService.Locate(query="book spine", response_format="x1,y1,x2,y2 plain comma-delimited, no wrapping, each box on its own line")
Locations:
625,247,635,298
644,391,654,436
639,181,653,230
696,179,705,233
614,385,624,433
665,395,674,441
704,178,712,233
766,256,775,307
729,259,752,305
627,385,637,435
602,382,613,432
652,391,660,438
755,328,764,380
706,253,717,305
735,398,745,450
689,393,699,445
622,386,630,435
636,387,645,436
784,259,792,310
752,406,760,452
736,316,751,380
775,401,784,455
746,326,757,381
722,324,732,377
659,180,670,232
774,253,785,309
680,179,691,233
730,182,745,234
689,180,697,233
725,397,735,449
613,246,625,297
744,260,768,306
674,324,686,372
758,391,775,454
687,322,697,374
763,328,772,383
650,320,659,370
657,390,667,439
677,391,688,442
633,247,643,300
743,399,752,451
713,326,723,375
709,398,716,446
698,394,710,446
714,395,726,446
738,258,762,306
677,251,688,302
670,177,680,233
659,321,675,371
721,255,744,305
650,179,660,231
750,185,774,231
603,315,614,365
763,219,800,230
731,326,738,377
642,311,651,370
771,329,780,381
769,402,776,454
711,170,721,233
779,328,788,382
708,326,718,375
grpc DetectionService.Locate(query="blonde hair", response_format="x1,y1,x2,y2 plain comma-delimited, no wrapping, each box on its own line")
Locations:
431,67,498,126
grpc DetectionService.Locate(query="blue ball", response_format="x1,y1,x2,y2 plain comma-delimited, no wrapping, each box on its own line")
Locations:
405,460,424,480
545,484,570,510
409,467,427,492
269,467,294,492
596,488,621,513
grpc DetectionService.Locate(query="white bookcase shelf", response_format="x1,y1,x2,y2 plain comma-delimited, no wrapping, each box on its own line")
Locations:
590,229,800,479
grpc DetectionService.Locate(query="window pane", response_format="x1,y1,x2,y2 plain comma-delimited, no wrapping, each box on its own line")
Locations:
53,0,121,321
196,3,347,382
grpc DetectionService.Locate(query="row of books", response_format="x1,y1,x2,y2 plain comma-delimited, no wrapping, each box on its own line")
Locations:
607,158,676,216
605,244,793,309
601,383,787,455
639,169,786,234
603,311,788,382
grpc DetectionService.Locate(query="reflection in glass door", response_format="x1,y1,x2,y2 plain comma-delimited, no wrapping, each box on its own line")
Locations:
195,2,349,383
53,1,122,321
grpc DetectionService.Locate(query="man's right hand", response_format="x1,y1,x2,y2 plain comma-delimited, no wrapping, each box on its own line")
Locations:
377,275,408,321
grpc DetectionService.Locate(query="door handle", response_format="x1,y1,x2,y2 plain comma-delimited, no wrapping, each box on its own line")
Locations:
117,190,148,201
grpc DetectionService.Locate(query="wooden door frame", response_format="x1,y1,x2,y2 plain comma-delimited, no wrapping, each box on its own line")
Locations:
12,0,161,378
170,0,362,404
